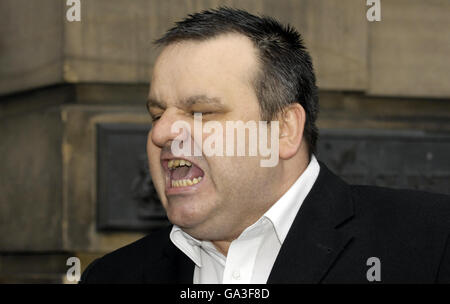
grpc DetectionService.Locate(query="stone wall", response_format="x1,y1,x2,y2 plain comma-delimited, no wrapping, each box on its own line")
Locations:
3,0,450,96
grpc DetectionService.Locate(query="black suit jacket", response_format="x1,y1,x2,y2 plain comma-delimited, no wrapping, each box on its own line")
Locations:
81,162,450,283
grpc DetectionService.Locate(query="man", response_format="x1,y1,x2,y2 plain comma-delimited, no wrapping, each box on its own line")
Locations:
81,7,450,283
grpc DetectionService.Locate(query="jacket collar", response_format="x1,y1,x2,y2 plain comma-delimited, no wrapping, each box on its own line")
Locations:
267,161,355,283
142,229,195,283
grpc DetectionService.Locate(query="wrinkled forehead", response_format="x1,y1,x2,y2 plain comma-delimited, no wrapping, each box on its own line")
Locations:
149,33,260,104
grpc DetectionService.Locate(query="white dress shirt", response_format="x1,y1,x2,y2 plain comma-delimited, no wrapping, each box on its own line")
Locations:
170,155,320,284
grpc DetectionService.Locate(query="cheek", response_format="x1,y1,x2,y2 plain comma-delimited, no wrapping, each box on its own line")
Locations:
207,156,256,191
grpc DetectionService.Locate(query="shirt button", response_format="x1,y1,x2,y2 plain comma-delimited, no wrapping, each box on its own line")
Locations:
232,270,241,280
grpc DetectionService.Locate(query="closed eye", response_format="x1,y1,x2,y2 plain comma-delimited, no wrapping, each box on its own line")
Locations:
191,111,213,116
150,114,162,122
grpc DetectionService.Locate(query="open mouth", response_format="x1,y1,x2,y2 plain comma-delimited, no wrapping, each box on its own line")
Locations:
165,159,205,189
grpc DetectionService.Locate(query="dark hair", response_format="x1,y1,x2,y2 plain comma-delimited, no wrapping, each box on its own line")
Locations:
155,7,319,154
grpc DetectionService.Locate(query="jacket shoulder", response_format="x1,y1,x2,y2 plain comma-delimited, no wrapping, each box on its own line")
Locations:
351,185,450,232
80,225,171,284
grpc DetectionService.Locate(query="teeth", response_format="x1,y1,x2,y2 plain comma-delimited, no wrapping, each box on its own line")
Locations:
171,177,203,188
168,159,201,188
168,159,193,169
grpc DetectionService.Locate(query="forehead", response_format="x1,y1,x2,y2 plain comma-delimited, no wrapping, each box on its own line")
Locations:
149,33,260,105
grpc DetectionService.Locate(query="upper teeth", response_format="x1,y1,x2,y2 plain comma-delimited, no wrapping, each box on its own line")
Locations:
168,159,192,169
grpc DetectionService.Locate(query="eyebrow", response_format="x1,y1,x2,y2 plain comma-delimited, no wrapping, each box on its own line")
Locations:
182,95,223,107
146,95,224,112
146,98,166,111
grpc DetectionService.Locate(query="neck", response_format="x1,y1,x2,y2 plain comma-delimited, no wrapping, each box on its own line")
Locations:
212,240,231,256
211,154,311,257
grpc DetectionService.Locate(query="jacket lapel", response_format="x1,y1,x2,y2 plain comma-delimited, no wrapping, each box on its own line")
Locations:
143,228,195,283
267,162,355,283
172,245,196,283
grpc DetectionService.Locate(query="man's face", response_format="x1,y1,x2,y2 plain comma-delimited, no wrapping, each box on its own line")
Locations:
147,34,280,240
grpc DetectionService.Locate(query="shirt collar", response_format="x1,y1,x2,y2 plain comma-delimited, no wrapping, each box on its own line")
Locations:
170,225,203,267
264,154,320,244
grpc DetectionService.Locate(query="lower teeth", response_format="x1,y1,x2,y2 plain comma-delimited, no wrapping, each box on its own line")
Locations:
171,176,202,187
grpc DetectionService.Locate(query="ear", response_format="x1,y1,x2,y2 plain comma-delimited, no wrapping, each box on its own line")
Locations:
278,103,306,160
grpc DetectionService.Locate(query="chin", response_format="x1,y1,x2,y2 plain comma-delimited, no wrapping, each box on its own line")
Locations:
166,204,206,229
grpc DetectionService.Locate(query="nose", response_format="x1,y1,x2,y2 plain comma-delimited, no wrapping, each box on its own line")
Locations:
150,107,188,149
